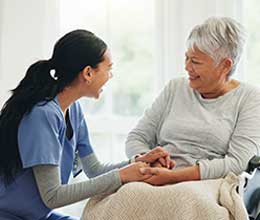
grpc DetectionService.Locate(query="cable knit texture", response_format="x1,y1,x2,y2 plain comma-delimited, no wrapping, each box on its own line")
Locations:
81,173,248,220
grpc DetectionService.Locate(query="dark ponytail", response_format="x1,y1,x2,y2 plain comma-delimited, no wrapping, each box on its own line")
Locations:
0,30,107,185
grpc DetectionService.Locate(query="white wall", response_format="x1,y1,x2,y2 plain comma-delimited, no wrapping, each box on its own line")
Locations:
0,0,60,107
0,0,243,106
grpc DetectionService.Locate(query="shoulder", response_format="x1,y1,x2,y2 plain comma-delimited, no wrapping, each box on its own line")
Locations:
161,77,190,99
167,77,187,86
241,82,260,94
235,82,260,114
166,77,189,91
22,100,64,128
238,82,260,102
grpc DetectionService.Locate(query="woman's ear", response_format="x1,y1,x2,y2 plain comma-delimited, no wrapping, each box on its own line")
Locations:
221,58,233,76
82,66,93,84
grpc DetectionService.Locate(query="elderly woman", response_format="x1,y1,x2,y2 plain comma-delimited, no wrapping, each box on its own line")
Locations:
126,16,260,185
82,17,260,220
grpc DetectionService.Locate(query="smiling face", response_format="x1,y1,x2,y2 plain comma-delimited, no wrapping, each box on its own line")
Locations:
185,46,232,98
81,49,113,99
91,49,113,99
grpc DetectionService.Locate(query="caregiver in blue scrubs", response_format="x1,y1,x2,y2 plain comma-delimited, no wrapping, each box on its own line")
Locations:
0,30,170,220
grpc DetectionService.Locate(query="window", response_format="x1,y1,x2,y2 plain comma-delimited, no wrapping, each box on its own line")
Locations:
244,0,260,84
60,0,155,163
57,0,156,216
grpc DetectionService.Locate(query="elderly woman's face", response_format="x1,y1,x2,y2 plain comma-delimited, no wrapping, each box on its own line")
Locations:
185,47,229,97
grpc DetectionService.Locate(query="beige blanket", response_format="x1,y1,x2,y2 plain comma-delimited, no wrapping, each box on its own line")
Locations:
81,173,248,220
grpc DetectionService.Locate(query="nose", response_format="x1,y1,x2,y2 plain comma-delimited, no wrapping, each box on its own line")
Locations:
185,59,193,73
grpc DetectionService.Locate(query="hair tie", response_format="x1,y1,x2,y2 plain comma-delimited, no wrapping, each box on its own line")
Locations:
49,69,58,81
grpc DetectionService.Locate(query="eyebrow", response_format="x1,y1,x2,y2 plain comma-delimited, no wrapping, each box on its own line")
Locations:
185,53,200,60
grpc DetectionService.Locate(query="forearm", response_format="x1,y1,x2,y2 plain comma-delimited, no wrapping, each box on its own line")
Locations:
170,165,201,183
81,153,129,178
197,155,250,180
33,165,121,209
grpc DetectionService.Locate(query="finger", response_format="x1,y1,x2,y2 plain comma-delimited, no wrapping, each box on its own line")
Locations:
140,174,153,180
150,152,168,161
165,155,171,169
170,160,176,169
153,146,164,153
158,157,166,167
139,167,151,175
140,167,159,175
154,146,171,155
143,176,158,185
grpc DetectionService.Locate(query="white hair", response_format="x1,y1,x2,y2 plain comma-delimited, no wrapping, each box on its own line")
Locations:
186,17,247,76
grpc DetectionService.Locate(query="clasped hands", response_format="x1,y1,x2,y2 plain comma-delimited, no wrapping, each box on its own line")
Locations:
120,146,176,186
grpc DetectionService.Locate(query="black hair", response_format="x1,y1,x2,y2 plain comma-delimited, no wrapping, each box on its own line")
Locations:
0,30,107,185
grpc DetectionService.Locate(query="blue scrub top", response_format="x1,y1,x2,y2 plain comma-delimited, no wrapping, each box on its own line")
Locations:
0,97,93,220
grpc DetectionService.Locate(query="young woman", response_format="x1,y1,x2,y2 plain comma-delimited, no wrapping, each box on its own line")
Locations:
0,30,170,220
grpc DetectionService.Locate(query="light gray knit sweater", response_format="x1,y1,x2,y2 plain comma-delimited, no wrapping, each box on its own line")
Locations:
126,77,260,179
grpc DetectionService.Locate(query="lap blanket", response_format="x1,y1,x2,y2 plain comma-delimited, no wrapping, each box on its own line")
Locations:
81,173,248,220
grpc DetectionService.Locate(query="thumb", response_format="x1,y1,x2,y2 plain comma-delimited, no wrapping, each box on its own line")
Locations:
170,160,176,169
140,167,159,175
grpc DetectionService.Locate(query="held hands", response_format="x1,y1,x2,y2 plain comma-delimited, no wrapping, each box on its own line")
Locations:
139,165,201,186
119,146,176,184
135,146,175,169
140,167,174,186
119,162,152,184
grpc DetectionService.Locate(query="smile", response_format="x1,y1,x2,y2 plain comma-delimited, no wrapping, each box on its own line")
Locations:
189,75,200,80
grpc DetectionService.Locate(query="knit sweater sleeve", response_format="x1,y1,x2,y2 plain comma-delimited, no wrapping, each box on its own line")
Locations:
80,153,129,178
33,165,122,209
125,80,174,158
198,88,260,179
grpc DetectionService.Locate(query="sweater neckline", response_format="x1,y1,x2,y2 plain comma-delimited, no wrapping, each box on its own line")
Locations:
193,81,244,103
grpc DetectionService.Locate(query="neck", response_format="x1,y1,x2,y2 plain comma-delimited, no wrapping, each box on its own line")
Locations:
200,79,240,99
57,86,81,114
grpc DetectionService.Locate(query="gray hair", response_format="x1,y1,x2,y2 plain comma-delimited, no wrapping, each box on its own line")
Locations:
186,17,247,76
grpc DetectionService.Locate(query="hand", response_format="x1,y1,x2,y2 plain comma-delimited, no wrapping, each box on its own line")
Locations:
154,154,176,169
140,165,201,186
119,162,152,184
151,161,163,168
140,167,174,186
135,146,172,165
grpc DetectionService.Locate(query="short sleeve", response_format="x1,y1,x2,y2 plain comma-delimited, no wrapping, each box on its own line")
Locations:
18,107,64,168
76,118,94,158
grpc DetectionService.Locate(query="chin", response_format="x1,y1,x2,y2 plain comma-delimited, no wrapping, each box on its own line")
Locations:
189,81,202,90
189,81,197,89
94,92,102,99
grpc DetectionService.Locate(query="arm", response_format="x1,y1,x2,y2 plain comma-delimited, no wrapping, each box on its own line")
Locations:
33,165,122,209
33,162,152,209
197,90,260,179
126,81,173,157
80,153,129,178
81,148,174,178
141,88,260,184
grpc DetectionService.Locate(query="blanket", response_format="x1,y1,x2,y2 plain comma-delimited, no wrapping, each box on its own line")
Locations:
81,173,248,220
